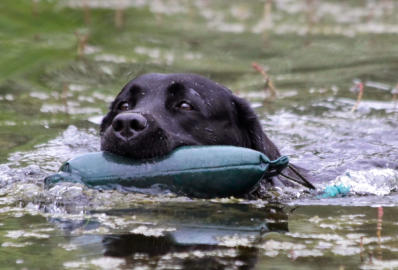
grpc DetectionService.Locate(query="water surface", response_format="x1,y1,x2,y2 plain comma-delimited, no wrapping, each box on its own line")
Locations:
1,0,398,269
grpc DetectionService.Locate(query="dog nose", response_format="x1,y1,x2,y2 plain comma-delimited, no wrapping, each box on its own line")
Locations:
112,113,147,140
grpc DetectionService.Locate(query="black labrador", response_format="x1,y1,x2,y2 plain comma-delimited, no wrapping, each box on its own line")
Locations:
100,73,314,191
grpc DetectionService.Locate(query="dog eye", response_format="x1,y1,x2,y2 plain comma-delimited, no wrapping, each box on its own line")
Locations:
119,102,130,111
176,101,193,111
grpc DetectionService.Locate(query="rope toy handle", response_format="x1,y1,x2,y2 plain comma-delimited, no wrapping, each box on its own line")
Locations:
263,156,289,177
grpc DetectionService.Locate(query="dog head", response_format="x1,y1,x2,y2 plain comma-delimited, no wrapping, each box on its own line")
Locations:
100,73,280,159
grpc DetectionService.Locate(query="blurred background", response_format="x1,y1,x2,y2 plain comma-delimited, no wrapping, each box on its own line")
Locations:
1,0,397,163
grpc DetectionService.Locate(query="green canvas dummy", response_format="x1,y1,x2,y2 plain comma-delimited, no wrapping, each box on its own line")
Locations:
45,146,289,198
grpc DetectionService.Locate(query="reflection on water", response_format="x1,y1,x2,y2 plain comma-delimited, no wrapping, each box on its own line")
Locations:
93,204,286,269
101,234,260,269
1,202,397,269
1,0,398,269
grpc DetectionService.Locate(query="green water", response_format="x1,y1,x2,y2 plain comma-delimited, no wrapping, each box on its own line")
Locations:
1,0,398,269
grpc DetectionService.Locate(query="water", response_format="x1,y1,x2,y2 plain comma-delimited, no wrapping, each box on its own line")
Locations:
1,0,398,269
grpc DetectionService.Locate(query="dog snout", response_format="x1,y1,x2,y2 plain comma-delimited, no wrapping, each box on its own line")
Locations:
112,112,148,141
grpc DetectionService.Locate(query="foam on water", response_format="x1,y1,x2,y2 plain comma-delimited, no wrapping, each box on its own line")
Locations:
327,169,398,196
0,122,398,214
7,125,100,170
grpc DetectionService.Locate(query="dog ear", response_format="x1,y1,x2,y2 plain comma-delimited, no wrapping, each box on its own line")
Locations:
232,95,281,160
233,95,316,190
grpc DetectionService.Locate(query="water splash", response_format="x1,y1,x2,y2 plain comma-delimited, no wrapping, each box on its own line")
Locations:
328,169,398,196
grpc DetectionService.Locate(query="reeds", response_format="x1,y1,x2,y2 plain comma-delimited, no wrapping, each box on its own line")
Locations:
32,0,38,16
252,62,277,100
350,81,398,112
115,0,125,29
62,83,70,115
392,83,398,107
350,81,364,112
262,0,272,46
75,31,89,59
82,0,91,25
